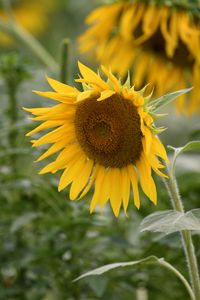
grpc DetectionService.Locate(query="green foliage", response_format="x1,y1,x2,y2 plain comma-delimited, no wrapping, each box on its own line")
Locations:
148,87,193,112
168,141,200,173
0,53,31,87
140,209,200,234
74,256,195,299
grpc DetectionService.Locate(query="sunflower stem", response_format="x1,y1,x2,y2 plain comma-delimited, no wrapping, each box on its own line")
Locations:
2,0,15,19
0,19,59,73
159,259,195,300
59,38,71,84
162,161,200,300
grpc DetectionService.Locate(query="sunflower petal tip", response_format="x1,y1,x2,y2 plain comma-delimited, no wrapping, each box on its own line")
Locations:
135,203,140,210
113,209,120,218
78,61,84,69
32,90,39,95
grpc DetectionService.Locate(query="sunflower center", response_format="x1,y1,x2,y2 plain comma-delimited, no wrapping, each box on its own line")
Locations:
74,94,143,168
143,30,194,69
92,121,110,139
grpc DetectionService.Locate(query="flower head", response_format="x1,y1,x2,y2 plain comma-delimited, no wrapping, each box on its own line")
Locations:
79,1,200,115
0,0,57,45
24,62,168,217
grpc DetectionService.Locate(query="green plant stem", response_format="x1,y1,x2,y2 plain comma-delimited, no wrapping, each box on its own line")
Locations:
159,258,195,300
60,39,70,84
163,161,200,300
0,20,58,73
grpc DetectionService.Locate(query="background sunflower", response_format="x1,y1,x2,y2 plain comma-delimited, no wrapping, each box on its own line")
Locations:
79,0,200,115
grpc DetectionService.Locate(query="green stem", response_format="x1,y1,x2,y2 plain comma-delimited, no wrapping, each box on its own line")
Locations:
60,38,71,83
0,20,58,73
2,0,15,19
163,162,200,300
159,258,195,300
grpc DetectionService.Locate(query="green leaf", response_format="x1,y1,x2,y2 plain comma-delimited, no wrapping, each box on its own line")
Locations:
168,140,200,172
140,209,200,234
87,277,108,297
10,212,41,233
74,256,160,282
73,255,195,299
149,87,193,112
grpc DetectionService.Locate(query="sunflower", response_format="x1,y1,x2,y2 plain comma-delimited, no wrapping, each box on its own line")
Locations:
79,1,200,115
0,0,56,45
24,62,168,217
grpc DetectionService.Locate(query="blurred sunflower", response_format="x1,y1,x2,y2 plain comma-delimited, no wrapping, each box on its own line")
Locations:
79,1,200,115
0,0,57,45
24,62,168,217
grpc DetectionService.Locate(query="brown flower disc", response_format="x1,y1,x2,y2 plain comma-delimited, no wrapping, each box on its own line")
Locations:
74,94,143,168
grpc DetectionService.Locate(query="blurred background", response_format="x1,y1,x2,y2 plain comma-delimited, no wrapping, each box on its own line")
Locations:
0,0,200,299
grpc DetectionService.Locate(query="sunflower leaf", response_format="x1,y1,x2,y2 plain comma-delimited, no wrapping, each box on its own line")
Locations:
168,141,200,172
73,255,194,299
140,209,200,235
10,212,41,233
149,87,193,112
73,256,160,282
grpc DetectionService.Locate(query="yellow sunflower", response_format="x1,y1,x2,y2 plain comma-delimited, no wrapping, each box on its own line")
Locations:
24,62,168,217
79,1,200,115
0,0,56,45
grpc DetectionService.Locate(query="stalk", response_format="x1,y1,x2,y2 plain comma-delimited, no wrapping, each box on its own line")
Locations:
60,38,71,84
0,20,58,73
163,161,200,300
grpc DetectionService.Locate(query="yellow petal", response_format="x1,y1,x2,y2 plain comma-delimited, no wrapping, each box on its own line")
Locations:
90,166,105,213
23,107,52,116
32,124,75,147
38,146,82,175
141,127,152,154
109,168,122,217
39,162,56,175
101,65,121,92
52,144,82,172
78,61,109,90
33,90,77,104
77,90,99,102
79,164,99,199
46,76,79,94
26,120,65,136
136,154,157,204
152,136,169,162
121,167,130,213
69,159,94,200
97,90,116,101
99,169,111,209
58,156,86,192
36,139,67,162
146,154,168,178
127,165,140,209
